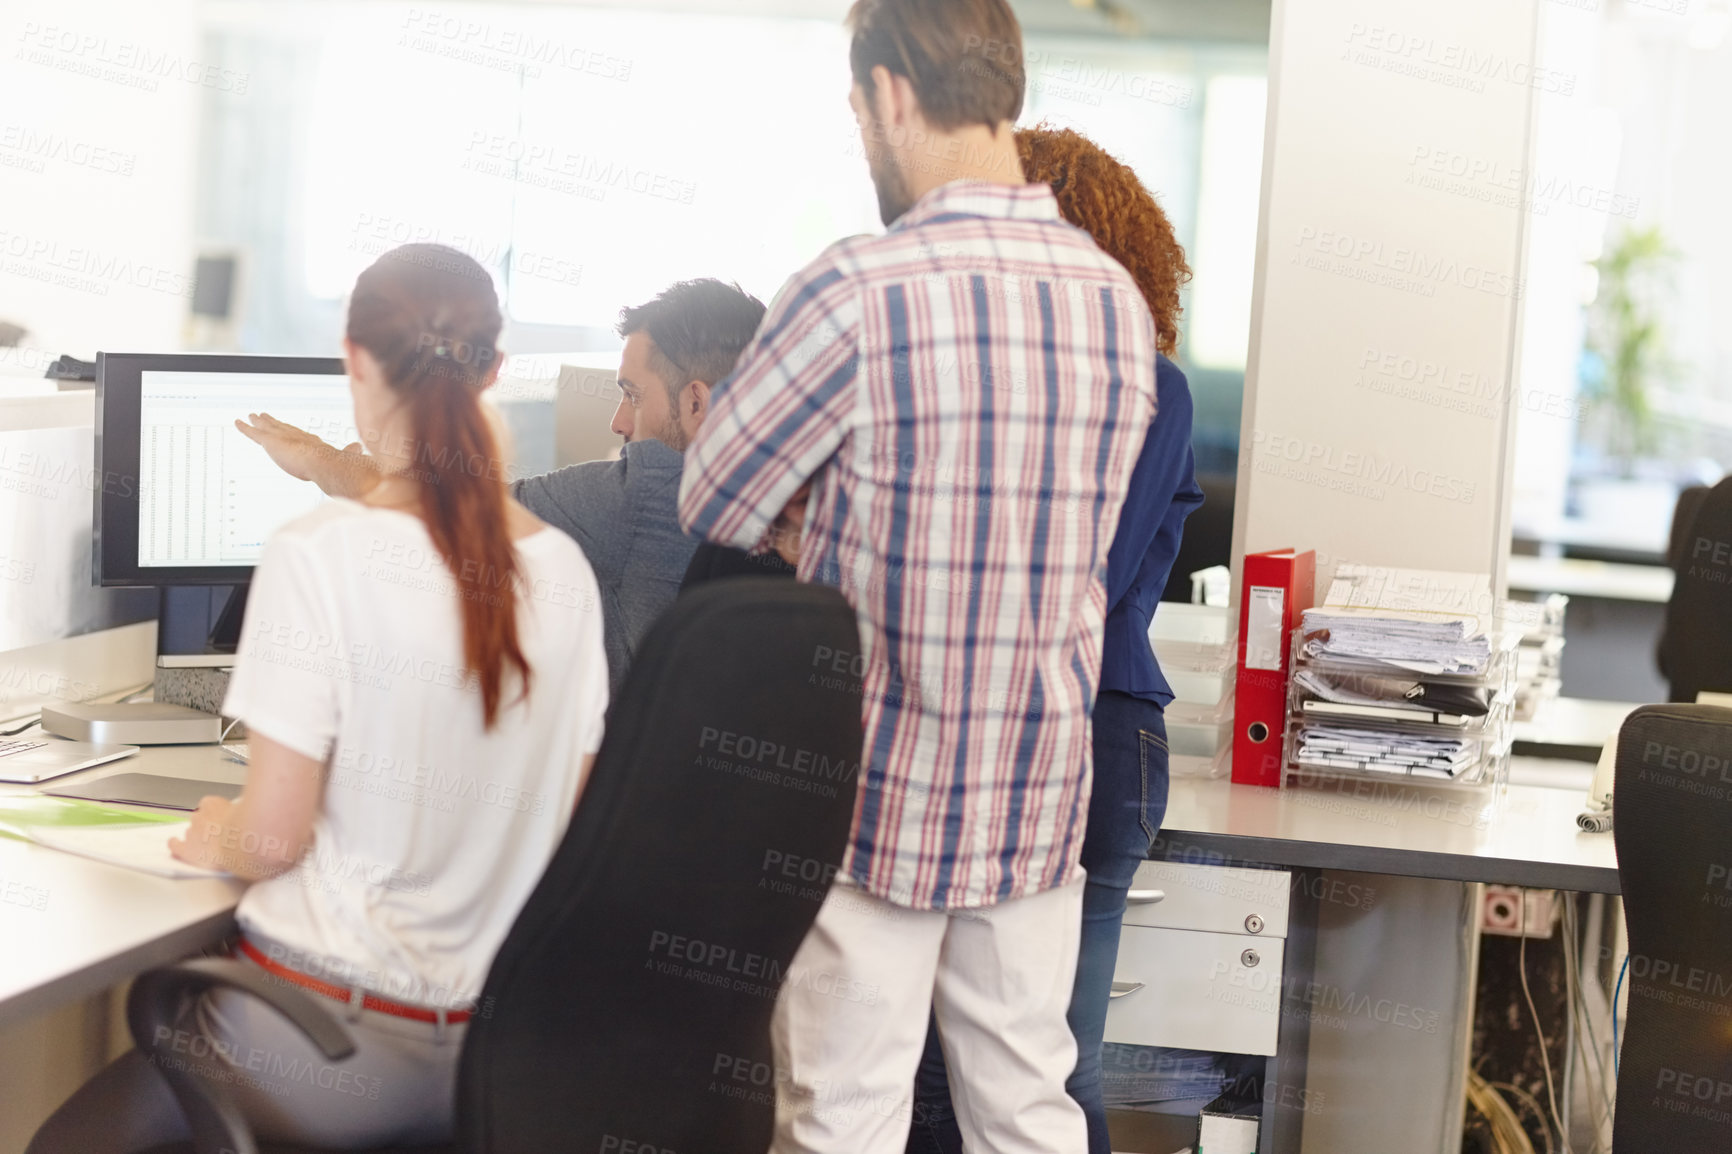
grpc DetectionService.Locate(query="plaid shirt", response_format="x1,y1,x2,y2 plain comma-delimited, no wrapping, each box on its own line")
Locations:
679,181,1158,910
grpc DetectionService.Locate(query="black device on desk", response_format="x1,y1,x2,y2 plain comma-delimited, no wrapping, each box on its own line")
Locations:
92,352,350,656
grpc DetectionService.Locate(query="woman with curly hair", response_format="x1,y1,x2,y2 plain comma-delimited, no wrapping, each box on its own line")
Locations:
907,126,1206,1154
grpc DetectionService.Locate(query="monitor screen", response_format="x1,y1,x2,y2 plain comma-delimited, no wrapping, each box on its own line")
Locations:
137,370,353,568
96,353,350,586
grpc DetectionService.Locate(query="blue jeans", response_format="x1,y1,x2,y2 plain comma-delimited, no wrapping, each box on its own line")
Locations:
907,692,1170,1154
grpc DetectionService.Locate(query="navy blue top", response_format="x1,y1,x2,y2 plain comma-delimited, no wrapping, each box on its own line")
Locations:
1100,354,1206,705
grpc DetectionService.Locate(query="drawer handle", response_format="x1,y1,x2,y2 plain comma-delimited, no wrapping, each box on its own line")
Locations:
1126,889,1166,905
1109,981,1145,1000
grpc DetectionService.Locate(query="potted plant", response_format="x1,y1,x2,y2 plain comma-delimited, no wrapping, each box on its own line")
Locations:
1580,224,1677,474
1572,225,1683,543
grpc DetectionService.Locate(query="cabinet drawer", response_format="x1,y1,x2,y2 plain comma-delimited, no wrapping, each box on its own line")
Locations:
1104,925,1284,1056
1123,861,1290,938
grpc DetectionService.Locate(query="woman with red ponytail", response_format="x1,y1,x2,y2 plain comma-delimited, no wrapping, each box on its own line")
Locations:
28,245,609,1153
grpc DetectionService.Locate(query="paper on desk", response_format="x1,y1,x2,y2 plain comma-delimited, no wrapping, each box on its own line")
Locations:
0,795,185,831
0,797,225,879
1324,565,1494,624
24,821,227,879
1300,608,1492,675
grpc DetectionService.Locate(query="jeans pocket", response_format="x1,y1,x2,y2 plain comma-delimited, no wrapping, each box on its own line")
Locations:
1135,729,1168,849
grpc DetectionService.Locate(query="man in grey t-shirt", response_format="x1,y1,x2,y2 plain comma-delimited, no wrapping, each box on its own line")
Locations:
513,280,765,689
236,279,766,692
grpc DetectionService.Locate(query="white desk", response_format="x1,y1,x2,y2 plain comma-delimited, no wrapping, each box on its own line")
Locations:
1152,775,1619,1154
1507,555,1674,604
0,743,246,1030
1513,696,1643,762
1514,514,1670,562
1157,775,1618,893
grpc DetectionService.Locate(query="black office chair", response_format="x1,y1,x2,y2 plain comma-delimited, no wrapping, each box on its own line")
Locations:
1656,477,1732,703
117,578,864,1154
1159,470,1232,602
1611,703,1732,1152
1663,484,1711,572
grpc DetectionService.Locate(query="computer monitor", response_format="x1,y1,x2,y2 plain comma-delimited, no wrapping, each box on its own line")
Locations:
94,352,352,587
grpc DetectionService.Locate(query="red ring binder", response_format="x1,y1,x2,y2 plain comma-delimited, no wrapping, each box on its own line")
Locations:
1232,549,1316,788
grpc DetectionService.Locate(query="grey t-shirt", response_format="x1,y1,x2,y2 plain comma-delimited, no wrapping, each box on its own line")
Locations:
512,439,697,692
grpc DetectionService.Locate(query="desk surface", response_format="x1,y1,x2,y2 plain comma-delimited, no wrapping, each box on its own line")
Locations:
1157,775,1619,894
0,743,245,1030
1506,555,1673,604
1513,696,1643,761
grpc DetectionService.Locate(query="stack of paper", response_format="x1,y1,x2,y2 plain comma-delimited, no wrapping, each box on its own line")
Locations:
1294,668,1486,717
1285,565,1508,785
1300,608,1491,676
0,797,226,879
1323,564,1494,624
1295,724,1477,779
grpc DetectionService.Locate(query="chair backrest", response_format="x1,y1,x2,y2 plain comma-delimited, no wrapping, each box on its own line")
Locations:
1657,477,1732,703
1612,703,1732,1151
1665,485,1711,571
1161,470,1234,602
457,578,863,1154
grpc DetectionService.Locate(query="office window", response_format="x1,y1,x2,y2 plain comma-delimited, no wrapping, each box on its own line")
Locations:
193,1,1268,473
507,11,877,325
1187,75,1268,372
301,5,519,301
296,4,878,325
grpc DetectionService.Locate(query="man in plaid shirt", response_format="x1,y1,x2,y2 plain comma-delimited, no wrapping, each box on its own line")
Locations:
679,2,1158,1149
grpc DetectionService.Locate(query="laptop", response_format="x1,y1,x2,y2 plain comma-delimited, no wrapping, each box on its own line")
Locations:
0,736,140,784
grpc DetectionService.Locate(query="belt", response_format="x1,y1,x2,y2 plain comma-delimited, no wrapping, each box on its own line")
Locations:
236,938,473,1025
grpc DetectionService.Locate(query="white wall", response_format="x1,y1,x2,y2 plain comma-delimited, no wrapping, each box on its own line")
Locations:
0,0,202,357
1237,0,1540,592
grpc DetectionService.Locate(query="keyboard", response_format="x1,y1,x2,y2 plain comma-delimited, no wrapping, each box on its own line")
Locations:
0,740,47,758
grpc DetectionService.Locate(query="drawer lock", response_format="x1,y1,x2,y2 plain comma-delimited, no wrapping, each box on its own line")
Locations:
1241,948,1261,968
1244,914,1265,935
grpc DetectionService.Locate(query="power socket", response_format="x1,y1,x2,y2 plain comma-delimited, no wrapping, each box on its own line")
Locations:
1482,886,1558,938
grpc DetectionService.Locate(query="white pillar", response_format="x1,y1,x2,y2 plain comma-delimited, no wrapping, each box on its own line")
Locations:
1235,0,1540,593
1233,3,1541,1151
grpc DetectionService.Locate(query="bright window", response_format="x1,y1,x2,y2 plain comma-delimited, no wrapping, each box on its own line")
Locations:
300,4,880,324
1187,75,1267,371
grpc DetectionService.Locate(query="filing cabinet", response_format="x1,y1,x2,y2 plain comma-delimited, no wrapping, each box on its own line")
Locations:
1105,862,1293,1056
1121,859,1290,937
1105,925,1286,1055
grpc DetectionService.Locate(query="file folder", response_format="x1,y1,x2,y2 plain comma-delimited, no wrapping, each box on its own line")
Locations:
1232,548,1316,788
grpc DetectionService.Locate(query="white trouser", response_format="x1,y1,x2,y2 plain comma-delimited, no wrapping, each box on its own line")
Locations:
769,876,1087,1154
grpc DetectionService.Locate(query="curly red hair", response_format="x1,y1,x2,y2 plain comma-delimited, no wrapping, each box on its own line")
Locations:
1016,126,1191,356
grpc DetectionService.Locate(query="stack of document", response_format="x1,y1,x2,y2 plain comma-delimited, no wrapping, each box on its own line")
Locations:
1299,608,1492,676
0,796,227,879
1294,725,1478,779
1285,565,1509,787
1293,668,1488,724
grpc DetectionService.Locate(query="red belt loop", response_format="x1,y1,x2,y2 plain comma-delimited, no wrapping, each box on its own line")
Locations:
236,939,472,1025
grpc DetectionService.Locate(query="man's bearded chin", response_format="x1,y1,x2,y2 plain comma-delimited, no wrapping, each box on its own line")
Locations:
868,122,916,226
657,411,689,453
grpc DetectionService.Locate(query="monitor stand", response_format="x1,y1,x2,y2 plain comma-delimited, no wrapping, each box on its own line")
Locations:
157,584,249,662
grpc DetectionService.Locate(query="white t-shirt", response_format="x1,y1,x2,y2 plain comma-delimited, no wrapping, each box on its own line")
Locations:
222,500,608,1008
